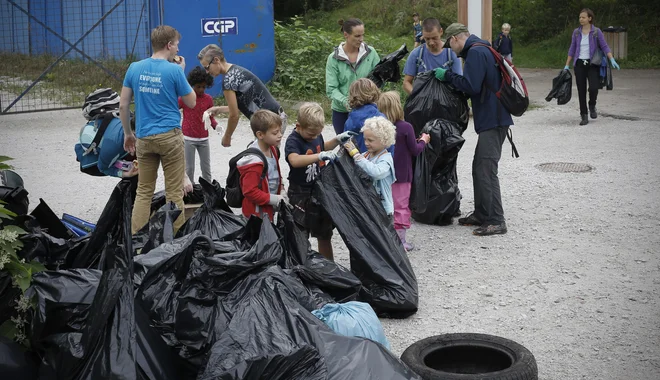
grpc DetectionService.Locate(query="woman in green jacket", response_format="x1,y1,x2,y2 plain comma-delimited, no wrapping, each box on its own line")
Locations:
326,18,380,134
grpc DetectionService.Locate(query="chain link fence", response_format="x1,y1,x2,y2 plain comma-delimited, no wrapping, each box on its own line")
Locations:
0,0,150,114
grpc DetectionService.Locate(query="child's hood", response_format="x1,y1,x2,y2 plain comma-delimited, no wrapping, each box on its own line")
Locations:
348,103,383,122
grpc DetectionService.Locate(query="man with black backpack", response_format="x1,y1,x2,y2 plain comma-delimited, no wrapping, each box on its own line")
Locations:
433,23,513,236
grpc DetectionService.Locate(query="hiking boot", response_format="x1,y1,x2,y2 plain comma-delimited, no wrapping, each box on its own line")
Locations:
473,223,508,236
458,212,482,226
590,107,597,119
580,114,589,125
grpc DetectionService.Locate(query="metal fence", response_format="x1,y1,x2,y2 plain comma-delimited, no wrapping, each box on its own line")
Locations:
0,0,151,114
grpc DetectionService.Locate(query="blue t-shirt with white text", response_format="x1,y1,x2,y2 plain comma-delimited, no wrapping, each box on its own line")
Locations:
122,58,193,138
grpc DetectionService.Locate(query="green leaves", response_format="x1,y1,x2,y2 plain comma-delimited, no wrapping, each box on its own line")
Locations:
0,155,14,171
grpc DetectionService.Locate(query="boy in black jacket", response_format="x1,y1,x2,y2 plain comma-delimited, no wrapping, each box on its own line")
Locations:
494,23,513,62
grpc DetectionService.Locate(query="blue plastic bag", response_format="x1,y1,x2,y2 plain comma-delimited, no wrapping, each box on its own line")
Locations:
312,301,390,349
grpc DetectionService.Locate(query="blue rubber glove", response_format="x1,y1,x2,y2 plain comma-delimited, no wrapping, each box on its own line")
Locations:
563,65,570,70
336,131,358,143
318,151,337,161
434,67,447,81
610,57,620,70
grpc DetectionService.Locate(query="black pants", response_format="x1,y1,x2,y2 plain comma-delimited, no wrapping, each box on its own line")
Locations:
574,59,600,115
473,126,508,225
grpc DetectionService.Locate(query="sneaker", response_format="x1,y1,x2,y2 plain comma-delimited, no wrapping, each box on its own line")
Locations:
473,223,508,236
458,212,482,226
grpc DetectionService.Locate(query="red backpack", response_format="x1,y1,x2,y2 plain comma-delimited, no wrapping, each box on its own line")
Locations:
473,43,529,117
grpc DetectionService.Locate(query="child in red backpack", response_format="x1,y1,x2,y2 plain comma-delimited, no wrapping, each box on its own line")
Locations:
179,66,217,184
237,109,285,221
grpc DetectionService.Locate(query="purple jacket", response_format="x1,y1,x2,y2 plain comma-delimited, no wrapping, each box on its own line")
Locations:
393,120,426,183
567,25,611,66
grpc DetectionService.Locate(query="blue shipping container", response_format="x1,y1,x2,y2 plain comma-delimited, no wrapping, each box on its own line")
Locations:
155,0,276,97
0,0,151,60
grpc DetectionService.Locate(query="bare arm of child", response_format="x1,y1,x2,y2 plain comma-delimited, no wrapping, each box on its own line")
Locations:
324,137,339,150
287,152,322,168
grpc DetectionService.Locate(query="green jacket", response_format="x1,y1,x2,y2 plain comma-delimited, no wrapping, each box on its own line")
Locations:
325,43,380,113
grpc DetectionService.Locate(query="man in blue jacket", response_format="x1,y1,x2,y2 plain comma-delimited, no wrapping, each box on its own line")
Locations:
433,23,512,236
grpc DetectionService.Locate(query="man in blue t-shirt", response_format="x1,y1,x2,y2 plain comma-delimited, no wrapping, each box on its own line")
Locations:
119,25,196,234
403,18,463,94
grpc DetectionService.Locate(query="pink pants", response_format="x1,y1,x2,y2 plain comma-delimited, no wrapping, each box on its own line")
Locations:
392,182,412,230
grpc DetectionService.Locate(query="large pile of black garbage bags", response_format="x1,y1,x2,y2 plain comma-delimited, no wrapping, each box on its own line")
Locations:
1,172,420,379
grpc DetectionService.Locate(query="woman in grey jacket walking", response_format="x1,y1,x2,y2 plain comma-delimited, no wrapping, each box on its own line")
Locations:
564,8,620,125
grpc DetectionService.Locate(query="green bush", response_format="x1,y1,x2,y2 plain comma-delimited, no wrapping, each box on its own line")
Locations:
271,16,412,109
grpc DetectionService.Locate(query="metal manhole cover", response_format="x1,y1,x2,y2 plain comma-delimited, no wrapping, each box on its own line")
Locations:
536,162,594,173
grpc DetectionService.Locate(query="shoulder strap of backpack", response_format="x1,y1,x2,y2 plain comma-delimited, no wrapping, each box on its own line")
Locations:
416,44,426,72
83,113,114,156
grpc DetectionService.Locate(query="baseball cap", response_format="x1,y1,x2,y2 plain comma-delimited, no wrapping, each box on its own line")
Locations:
442,23,469,42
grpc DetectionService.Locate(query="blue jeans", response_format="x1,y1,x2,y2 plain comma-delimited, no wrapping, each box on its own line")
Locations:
332,110,349,135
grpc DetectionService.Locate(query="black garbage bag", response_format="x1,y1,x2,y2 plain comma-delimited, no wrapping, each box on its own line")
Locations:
68,179,138,269
277,203,362,304
136,231,215,350
599,65,613,90
314,152,418,318
172,220,322,368
180,178,244,241
545,69,572,105
27,180,182,379
151,184,207,212
0,336,40,380
410,119,467,225
133,201,181,256
0,169,29,217
26,180,136,379
26,269,102,351
0,271,21,326
404,71,470,135
30,198,73,239
15,215,88,271
367,44,408,88
198,271,421,380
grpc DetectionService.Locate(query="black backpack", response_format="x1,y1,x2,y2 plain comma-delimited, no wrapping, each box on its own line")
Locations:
225,148,269,208
82,88,120,121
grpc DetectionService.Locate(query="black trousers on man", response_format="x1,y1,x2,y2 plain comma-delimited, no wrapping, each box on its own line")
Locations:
574,59,600,116
473,126,508,225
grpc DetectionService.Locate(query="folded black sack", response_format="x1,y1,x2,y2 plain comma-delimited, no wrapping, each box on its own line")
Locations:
404,71,470,135
410,118,466,225
314,152,418,318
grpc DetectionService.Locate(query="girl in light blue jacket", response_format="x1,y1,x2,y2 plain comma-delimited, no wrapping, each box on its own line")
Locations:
343,116,396,216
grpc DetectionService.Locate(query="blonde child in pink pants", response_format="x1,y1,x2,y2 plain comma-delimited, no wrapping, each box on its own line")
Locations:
377,91,429,251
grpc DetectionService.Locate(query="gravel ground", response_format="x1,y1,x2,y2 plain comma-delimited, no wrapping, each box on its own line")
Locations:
1,69,659,379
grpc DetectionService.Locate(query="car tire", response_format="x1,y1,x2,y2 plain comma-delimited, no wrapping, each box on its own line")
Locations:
400,333,538,380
